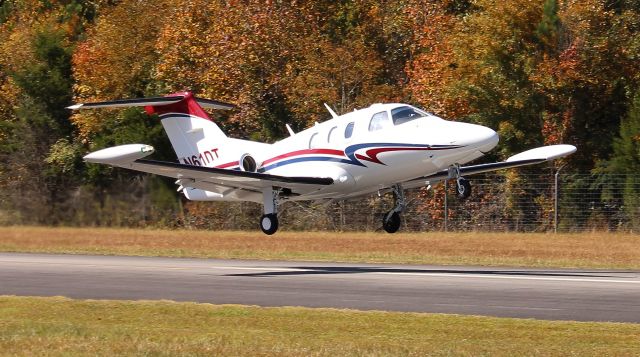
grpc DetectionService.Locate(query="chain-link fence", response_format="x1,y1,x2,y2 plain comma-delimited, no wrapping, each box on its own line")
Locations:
183,171,640,233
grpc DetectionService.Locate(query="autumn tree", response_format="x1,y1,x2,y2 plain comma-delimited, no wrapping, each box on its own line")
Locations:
0,0,638,229
0,1,97,223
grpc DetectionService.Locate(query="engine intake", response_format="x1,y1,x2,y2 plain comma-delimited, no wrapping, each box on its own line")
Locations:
240,154,257,172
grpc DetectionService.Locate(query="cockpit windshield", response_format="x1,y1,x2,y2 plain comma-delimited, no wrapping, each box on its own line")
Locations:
391,106,430,125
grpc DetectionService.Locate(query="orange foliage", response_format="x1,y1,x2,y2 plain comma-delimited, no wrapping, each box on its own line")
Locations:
71,0,171,138
406,2,466,119
153,0,398,137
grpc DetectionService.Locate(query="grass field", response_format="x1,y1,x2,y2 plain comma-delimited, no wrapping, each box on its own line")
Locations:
1,226,639,268
1,296,639,356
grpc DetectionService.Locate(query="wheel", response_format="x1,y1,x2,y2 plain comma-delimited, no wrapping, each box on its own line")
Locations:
260,213,278,235
456,177,472,199
382,211,401,233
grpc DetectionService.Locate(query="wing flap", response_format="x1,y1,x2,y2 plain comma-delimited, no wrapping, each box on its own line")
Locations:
84,144,332,196
132,159,334,188
419,158,546,183
404,144,576,186
107,157,332,195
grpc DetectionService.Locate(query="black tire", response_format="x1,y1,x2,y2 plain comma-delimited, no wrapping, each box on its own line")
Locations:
382,211,401,233
260,213,278,235
456,178,472,199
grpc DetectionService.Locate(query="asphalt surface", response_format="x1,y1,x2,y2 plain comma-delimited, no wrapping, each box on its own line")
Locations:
1,253,639,323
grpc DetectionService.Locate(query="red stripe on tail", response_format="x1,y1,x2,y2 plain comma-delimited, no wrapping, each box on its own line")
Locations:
144,91,211,120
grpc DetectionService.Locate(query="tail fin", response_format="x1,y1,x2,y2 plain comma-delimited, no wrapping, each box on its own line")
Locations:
68,91,235,167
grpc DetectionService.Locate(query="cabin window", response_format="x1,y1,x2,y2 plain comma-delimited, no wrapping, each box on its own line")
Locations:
344,122,355,138
368,111,390,132
391,106,428,125
327,126,337,143
309,132,319,148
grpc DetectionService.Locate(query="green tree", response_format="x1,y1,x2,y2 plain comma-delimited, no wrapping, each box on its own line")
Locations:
536,0,560,50
2,28,78,223
12,30,74,137
609,90,640,229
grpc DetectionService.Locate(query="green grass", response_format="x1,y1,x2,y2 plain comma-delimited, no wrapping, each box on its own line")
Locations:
1,296,639,356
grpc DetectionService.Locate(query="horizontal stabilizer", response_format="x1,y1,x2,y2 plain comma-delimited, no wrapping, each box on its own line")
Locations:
68,95,235,111
194,97,237,110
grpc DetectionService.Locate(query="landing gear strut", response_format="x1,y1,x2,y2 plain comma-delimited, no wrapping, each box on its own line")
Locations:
382,184,405,234
450,164,471,200
260,187,279,235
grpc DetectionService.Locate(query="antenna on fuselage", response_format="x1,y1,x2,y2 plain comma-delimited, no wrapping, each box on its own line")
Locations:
285,123,295,136
324,103,339,119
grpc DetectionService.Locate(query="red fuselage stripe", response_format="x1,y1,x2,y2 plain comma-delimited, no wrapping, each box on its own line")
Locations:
261,148,345,166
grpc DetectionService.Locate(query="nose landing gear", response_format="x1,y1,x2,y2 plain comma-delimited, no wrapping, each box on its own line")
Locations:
456,177,471,199
382,184,405,233
450,164,472,200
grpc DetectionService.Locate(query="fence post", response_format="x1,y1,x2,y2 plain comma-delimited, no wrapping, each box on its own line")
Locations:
554,165,566,233
444,180,448,232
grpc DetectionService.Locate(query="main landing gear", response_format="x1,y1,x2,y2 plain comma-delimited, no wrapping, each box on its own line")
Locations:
260,213,278,235
382,184,405,234
260,187,279,235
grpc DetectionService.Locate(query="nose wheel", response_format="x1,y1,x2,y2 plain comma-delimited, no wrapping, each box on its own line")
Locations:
382,184,405,233
456,177,471,199
383,211,401,233
449,164,472,200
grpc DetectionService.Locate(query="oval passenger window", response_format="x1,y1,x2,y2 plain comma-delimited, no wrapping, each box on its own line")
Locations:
309,132,319,149
327,126,337,143
344,122,354,139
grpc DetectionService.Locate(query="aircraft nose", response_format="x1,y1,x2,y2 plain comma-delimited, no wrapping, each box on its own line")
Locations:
477,126,499,152
451,123,499,152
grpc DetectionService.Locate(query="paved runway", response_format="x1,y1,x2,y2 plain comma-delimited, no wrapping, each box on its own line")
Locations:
1,253,639,323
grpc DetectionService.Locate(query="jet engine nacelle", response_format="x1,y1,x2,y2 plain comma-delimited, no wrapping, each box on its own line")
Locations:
239,153,257,172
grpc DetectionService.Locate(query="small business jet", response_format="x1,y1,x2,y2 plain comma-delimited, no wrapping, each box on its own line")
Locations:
71,91,576,234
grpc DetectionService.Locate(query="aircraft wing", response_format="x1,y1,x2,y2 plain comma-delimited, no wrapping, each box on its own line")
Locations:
131,159,333,188
83,144,333,198
403,144,577,187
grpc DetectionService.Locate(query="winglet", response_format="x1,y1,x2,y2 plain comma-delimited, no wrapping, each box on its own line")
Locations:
506,145,577,162
84,144,154,165
324,103,338,119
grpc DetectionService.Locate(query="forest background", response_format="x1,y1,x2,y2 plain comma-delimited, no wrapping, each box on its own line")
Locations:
0,0,639,231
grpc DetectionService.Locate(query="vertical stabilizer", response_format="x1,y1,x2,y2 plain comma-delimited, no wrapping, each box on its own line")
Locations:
145,92,229,167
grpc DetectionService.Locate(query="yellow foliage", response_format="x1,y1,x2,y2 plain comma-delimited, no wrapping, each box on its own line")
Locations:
71,0,171,138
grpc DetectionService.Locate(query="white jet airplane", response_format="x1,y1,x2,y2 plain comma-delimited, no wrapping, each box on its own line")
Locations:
71,91,576,234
